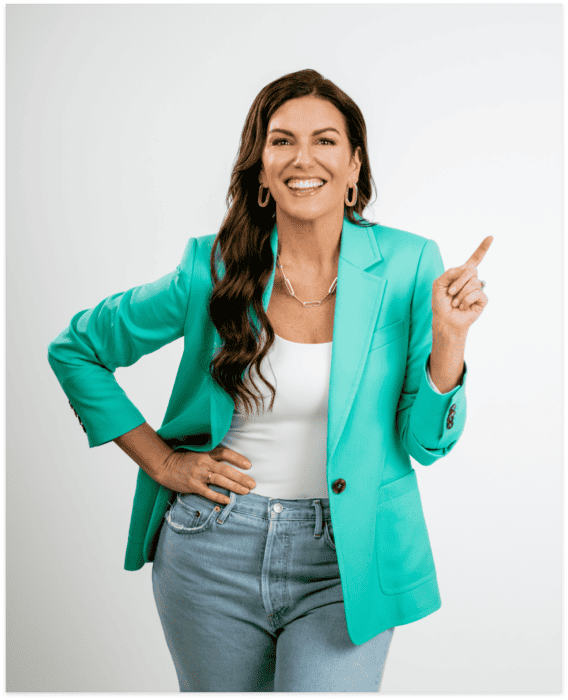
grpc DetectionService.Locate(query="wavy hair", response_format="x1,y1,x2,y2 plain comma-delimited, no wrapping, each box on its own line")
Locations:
208,68,378,419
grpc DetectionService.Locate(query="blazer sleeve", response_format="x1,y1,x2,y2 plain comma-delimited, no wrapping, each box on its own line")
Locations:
395,238,468,466
47,237,197,449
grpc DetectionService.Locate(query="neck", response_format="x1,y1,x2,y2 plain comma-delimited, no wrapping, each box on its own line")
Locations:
275,206,344,272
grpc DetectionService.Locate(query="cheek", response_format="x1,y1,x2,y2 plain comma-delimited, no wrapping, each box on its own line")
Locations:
322,153,350,178
263,154,284,179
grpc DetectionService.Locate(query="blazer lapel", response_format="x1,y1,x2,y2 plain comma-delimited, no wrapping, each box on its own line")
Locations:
210,214,386,465
325,215,385,462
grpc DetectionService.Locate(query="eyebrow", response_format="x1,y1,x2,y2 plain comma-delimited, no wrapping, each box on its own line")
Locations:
268,127,341,137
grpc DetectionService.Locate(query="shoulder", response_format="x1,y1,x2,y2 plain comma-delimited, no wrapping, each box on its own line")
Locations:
176,234,219,289
362,219,443,278
196,232,218,246
192,233,217,256
367,220,433,254
180,233,218,264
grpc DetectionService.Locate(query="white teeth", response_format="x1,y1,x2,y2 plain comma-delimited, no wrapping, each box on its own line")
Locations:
287,179,325,189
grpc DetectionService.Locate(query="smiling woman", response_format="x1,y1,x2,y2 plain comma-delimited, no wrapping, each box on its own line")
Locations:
47,67,476,694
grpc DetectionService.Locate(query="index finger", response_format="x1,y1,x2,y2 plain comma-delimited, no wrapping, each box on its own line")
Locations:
465,236,494,267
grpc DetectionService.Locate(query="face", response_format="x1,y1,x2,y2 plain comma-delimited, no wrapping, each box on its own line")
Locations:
259,95,362,223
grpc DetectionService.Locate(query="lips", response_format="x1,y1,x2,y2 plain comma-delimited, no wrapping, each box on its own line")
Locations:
285,183,326,198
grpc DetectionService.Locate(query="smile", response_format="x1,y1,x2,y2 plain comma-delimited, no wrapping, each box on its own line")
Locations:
285,179,326,195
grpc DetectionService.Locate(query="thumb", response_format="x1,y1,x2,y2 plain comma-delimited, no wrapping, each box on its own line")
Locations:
436,265,465,289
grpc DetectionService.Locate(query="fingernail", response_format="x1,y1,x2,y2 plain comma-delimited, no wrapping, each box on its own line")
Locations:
452,298,459,307
449,287,456,295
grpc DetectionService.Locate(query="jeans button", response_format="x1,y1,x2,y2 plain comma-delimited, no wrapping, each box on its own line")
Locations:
273,503,283,513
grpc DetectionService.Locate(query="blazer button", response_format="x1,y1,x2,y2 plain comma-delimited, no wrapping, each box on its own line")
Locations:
332,478,346,494
449,404,457,414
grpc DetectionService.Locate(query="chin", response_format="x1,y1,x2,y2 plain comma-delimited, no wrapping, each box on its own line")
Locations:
275,201,340,223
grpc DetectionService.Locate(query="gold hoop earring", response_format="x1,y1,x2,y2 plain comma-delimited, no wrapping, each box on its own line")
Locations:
258,185,271,208
345,183,358,207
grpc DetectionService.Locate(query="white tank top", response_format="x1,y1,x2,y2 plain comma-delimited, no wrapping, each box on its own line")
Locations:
217,332,332,499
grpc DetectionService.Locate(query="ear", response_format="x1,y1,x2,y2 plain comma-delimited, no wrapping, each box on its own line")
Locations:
350,146,363,181
258,165,266,188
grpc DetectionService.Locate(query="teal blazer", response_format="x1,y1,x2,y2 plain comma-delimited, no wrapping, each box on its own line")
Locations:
47,213,468,646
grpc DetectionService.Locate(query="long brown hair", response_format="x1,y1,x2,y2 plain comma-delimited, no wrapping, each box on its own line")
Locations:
208,68,378,419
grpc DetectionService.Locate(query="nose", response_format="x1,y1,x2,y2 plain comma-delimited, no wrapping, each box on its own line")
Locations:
291,142,316,167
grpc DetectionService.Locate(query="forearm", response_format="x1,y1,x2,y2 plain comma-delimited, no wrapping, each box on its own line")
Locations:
428,321,467,394
113,422,174,480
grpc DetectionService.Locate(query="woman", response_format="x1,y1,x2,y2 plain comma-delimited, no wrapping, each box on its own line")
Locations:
48,69,492,692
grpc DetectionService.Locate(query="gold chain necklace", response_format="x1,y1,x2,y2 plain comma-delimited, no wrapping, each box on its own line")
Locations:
276,253,338,308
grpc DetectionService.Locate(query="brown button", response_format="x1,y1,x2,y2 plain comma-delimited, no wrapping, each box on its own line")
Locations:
450,404,457,413
447,418,454,429
332,478,346,494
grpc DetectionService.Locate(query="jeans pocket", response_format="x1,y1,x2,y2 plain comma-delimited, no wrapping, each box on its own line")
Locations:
323,519,337,550
165,492,222,535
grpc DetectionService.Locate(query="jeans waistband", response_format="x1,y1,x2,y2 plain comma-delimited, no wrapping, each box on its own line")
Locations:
185,484,332,539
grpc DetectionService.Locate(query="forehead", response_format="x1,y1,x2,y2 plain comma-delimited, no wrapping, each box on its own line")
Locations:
268,96,346,132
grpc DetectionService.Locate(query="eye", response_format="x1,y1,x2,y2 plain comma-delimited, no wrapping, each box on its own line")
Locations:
271,137,336,146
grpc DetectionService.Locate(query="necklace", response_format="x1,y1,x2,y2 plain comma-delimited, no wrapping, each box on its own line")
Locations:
276,253,338,308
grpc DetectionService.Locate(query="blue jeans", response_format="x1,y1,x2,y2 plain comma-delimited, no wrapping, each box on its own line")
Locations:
152,483,395,692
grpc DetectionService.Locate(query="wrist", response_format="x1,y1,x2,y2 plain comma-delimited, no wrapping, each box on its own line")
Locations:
432,318,468,343
429,319,467,393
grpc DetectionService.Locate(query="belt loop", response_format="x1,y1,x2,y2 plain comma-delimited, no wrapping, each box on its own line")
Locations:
216,490,236,525
312,499,323,538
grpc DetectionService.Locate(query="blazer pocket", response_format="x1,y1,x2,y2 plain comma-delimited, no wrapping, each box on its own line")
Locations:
369,318,406,352
375,470,436,595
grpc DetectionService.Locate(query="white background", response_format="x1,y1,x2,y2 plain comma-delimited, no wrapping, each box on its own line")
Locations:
7,3,561,693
